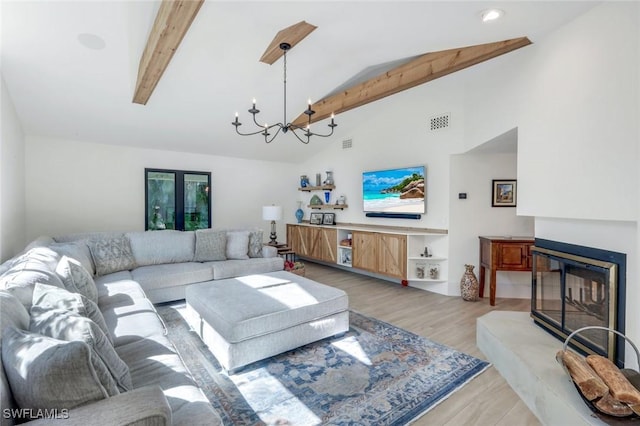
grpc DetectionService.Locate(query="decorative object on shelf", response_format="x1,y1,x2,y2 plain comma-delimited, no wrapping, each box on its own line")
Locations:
300,175,309,187
340,249,352,265
295,201,304,223
310,212,323,225
337,195,346,205
429,263,440,280
324,171,334,185
315,173,321,186
420,246,432,257
310,194,323,205
491,179,517,207
460,264,480,301
231,43,337,144
262,205,283,245
324,191,331,203
416,263,426,279
322,213,335,225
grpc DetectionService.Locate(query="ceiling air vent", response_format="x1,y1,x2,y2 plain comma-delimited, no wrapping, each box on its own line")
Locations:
429,113,450,131
342,139,353,149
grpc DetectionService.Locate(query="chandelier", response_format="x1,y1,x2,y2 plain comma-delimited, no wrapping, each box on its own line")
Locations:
232,42,337,144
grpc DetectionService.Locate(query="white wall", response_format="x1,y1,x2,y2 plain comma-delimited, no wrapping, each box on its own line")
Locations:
516,2,638,221
297,72,466,232
25,136,294,241
449,147,534,298
0,74,26,261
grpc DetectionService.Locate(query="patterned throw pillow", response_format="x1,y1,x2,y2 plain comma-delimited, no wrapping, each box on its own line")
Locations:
32,283,113,344
194,229,227,262
2,327,119,412
248,230,264,258
226,231,250,260
29,306,132,392
87,235,137,276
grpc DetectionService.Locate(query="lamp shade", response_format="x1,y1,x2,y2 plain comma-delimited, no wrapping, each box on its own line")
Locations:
262,205,283,221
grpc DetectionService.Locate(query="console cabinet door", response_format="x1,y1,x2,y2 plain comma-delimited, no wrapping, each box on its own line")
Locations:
352,231,378,272
317,228,337,263
287,224,312,257
377,233,407,279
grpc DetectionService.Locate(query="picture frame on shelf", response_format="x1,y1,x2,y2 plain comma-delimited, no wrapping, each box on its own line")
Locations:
492,179,517,207
322,213,336,225
310,212,324,225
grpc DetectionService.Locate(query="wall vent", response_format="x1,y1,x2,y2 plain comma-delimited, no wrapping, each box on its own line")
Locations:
342,138,353,149
429,113,450,131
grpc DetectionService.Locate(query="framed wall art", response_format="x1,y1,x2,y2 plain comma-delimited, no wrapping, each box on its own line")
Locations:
492,179,517,207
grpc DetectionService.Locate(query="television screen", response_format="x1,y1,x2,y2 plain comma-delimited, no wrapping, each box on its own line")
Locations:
363,166,425,214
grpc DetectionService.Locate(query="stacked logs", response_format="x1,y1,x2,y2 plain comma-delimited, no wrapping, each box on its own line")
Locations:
558,350,640,417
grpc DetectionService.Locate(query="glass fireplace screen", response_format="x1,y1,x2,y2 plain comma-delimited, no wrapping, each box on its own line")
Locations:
532,246,617,360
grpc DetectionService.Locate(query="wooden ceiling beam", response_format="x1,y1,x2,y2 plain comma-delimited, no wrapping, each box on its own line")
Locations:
259,21,317,65
133,0,204,105
291,37,531,127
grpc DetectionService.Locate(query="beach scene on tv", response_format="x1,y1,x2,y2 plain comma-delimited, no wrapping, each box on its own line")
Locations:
363,166,425,213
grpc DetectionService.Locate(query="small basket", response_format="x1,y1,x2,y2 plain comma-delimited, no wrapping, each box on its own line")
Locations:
557,326,640,421
288,267,305,277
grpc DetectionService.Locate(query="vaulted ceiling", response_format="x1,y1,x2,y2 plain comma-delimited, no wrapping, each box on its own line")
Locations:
1,1,598,162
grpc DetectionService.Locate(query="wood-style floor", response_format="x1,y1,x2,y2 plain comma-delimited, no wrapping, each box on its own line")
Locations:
303,261,541,426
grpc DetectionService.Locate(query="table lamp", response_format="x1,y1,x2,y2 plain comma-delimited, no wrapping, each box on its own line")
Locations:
262,205,283,245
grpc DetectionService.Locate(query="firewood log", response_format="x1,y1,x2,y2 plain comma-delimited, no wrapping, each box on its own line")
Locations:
559,350,608,400
594,392,633,417
586,355,640,405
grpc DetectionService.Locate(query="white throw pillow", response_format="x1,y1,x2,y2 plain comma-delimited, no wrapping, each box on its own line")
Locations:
32,283,113,344
226,231,250,260
54,256,98,303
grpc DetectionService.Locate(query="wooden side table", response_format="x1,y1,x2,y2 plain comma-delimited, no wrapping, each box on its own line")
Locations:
478,236,535,306
268,244,296,263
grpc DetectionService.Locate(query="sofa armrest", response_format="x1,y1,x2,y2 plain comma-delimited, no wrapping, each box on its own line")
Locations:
262,245,278,258
24,386,171,426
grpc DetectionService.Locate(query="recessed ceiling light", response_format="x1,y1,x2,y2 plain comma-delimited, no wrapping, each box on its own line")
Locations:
481,9,504,23
77,33,106,50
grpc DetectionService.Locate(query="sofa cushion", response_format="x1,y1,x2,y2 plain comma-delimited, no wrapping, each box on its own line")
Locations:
194,229,227,261
0,248,66,308
208,257,284,280
101,297,166,347
226,231,249,260
0,292,30,418
94,274,147,309
116,335,212,417
29,306,132,392
54,256,98,303
87,235,137,276
131,263,214,292
49,241,95,276
127,230,195,267
2,327,119,411
32,283,113,344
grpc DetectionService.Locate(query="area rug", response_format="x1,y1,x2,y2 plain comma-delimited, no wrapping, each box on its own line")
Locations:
156,303,490,425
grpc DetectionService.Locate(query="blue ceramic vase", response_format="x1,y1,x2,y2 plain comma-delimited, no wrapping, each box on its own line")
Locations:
295,202,304,223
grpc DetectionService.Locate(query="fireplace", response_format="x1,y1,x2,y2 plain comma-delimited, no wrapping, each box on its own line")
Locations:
531,238,626,367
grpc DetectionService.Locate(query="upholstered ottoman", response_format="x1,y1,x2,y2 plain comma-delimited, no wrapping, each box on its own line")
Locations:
185,271,349,372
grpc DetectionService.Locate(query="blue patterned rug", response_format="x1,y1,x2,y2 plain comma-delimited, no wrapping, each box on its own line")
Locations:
156,303,489,425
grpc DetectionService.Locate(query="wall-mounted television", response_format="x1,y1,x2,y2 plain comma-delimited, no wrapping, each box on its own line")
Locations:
362,165,425,214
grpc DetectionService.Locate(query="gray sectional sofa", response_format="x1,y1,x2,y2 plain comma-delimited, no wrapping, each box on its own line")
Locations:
0,229,284,425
